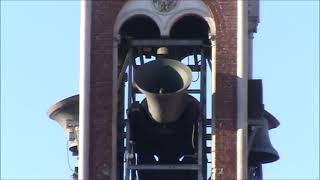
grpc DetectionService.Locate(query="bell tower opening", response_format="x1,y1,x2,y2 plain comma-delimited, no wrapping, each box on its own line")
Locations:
170,15,210,42
168,15,212,63
118,15,161,68
116,11,213,179
119,16,161,39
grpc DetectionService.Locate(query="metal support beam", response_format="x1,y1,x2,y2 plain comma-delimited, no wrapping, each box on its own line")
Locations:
130,39,203,47
128,164,199,170
119,48,134,89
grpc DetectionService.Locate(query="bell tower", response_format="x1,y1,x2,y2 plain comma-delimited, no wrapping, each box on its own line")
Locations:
52,0,282,180
80,1,239,179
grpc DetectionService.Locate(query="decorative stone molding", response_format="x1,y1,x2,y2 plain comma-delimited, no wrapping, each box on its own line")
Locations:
114,0,216,36
152,0,179,14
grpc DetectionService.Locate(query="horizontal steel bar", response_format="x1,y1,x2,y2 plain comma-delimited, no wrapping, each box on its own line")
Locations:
127,164,199,170
124,118,212,129
206,119,212,126
188,89,201,94
134,89,202,94
205,134,212,140
130,39,204,47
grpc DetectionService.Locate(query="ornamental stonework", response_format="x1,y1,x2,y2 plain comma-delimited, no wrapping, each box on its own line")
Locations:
152,0,178,13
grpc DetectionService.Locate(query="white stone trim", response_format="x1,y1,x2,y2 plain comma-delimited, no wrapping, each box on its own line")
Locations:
114,0,216,36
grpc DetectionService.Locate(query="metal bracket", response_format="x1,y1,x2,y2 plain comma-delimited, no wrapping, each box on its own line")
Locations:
130,39,204,47
118,48,134,89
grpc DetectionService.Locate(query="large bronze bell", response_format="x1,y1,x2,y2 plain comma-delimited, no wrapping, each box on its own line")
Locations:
248,117,279,165
131,57,199,180
248,80,279,165
134,58,192,123
48,95,79,156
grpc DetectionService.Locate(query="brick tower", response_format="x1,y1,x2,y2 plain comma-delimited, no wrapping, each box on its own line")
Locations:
77,0,263,179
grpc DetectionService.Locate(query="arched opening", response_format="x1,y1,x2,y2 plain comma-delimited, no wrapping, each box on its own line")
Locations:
119,16,160,39
169,15,211,61
118,15,161,67
170,15,210,42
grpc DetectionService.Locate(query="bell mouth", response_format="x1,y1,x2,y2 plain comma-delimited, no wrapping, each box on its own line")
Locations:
134,59,192,95
69,141,78,156
249,152,279,165
47,95,79,119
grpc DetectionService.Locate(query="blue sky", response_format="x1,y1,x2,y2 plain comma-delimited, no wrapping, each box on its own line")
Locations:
1,1,319,179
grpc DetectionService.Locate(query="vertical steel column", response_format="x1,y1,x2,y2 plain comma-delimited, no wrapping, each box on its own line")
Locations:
127,55,133,110
210,36,217,180
198,48,207,180
125,49,134,180
256,164,263,179
118,79,125,180
119,48,135,180
248,165,263,180
237,1,249,179
125,58,132,180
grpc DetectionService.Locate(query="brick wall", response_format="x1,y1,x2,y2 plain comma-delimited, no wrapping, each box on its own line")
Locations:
207,1,238,179
89,1,123,179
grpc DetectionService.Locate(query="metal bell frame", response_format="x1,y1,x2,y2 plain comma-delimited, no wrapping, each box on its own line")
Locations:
118,39,211,180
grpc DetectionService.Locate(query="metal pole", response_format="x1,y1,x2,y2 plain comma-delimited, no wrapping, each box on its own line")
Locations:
201,49,207,180
237,0,249,179
125,55,133,180
198,48,207,180
248,33,254,79
210,35,217,180
79,0,92,179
